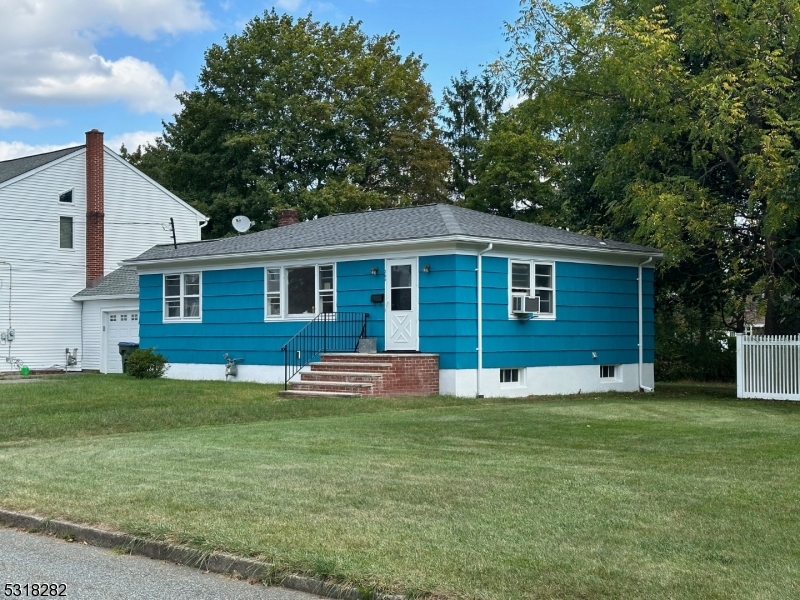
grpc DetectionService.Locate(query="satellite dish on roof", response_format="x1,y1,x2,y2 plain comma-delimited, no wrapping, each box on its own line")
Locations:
232,215,252,234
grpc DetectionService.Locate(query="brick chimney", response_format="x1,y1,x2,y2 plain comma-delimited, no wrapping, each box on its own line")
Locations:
277,208,299,227
85,129,105,286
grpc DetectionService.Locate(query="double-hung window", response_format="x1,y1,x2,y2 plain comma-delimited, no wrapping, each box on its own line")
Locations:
164,273,201,321
510,260,555,316
264,264,335,319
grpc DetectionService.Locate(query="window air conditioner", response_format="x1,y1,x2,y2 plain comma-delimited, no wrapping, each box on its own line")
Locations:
512,294,540,314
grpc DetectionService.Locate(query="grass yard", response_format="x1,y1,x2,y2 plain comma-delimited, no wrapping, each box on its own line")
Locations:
1,375,799,599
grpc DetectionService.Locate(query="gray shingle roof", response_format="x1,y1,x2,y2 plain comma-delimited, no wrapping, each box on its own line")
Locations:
130,204,660,263
73,267,139,299
0,146,85,185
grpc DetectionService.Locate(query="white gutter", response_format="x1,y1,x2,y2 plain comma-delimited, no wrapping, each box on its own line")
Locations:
476,243,493,398
638,256,654,392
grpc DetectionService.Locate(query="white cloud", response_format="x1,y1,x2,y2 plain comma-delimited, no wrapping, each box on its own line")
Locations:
502,92,529,112
105,130,163,154
0,0,211,114
20,55,185,114
0,141,80,161
0,108,41,129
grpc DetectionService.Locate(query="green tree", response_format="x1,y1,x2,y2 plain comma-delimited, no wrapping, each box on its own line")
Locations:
127,11,448,238
440,69,506,199
502,0,800,334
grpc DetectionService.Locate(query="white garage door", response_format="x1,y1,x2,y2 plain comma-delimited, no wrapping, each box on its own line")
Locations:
104,311,140,374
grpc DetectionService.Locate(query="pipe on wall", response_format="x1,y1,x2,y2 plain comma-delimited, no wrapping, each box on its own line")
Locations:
638,256,654,392
476,243,493,398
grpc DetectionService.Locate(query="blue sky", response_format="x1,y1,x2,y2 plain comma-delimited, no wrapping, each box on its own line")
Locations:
0,0,522,160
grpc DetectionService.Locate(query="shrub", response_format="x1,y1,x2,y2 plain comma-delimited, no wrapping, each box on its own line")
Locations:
655,310,736,382
126,348,168,379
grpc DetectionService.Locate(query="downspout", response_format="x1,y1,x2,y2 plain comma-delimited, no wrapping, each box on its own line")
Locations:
476,243,493,398
638,256,654,392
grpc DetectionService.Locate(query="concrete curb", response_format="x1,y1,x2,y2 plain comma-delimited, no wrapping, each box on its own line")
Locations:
0,510,404,600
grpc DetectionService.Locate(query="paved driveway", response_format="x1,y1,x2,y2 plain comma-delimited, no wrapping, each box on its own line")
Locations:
0,527,323,600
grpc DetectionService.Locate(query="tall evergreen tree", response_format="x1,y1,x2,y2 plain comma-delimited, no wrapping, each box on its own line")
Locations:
440,69,506,200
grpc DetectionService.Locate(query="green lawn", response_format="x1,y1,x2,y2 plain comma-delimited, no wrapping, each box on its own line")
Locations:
1,375,799,599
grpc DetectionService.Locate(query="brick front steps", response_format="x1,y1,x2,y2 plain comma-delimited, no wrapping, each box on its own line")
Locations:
280,353,439,398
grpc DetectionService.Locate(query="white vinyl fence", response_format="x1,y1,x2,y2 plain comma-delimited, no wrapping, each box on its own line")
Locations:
737,334,800,401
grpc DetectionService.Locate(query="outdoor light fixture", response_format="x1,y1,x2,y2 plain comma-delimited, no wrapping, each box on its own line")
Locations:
423,264,431,273
371,267,379,275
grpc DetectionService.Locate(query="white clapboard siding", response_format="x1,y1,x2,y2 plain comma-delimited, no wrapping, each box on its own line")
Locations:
0,146,205,373
0,151,86,372
103,149,204,269
737,334,800,401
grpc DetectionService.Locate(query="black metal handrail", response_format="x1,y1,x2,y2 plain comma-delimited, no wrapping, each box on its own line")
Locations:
281,312,368,389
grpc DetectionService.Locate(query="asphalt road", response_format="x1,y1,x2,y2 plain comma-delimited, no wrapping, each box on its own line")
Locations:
0,527,324,600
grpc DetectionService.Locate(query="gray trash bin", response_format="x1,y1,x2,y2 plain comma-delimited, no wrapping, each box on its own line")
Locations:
118,342,140,374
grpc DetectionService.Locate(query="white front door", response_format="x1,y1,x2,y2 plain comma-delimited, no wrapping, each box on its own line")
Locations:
103,310,140,373
385,259,418,351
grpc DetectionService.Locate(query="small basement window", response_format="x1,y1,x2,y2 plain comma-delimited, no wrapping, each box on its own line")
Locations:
500,368,520,384
59,190,73,203
600,365,617,380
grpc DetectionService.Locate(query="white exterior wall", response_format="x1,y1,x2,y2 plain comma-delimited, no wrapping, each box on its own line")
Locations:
103,150,203,271
440,363,655,397
0,152,86,373
80,298,138,370
0,147,204,373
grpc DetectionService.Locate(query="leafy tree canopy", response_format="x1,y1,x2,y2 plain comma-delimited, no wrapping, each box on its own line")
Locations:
499,0,800,333
126,11,449,237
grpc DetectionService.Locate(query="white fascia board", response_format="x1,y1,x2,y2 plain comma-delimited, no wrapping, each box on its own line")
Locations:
0,148,86,191
124,235,663,273
103,147,209,223
72,294,138,302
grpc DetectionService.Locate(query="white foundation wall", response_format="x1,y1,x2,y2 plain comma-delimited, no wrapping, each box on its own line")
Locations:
440,363,655,397
80,298,138,370
166,363,287,383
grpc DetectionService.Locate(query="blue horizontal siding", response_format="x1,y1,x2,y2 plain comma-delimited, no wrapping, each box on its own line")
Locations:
138,254,656,370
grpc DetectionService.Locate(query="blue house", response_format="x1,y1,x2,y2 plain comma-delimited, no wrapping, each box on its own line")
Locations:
126,204,661,397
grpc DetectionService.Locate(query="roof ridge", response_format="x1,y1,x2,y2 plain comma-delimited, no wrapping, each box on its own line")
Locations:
436,203,465,235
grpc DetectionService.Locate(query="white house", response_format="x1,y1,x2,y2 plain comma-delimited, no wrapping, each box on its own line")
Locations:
0,129,207,374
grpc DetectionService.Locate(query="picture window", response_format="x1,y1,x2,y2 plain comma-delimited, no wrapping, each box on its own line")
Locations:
59,190,73,203
265,265,335,319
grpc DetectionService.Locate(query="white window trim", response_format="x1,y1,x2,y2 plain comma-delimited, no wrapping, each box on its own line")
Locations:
58,215,74,251
163,272,202,322
499,368,525,387
600,364,621,382
59,189,75,204
264,263,336,321
508,259,556,319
